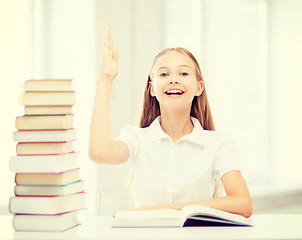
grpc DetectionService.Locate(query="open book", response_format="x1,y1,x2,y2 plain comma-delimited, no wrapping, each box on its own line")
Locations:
112,205,253,228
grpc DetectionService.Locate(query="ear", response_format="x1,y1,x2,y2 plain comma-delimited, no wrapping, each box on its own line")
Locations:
149,81,156,97
195,81,204,96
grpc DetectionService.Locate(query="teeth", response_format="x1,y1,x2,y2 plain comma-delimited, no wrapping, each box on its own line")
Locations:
166,90,183,94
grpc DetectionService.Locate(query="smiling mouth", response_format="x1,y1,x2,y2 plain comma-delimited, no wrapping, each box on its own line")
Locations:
165,90,184,96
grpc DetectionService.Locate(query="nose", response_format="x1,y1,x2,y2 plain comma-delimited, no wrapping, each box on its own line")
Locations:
169,79,179,84
169,73,180,84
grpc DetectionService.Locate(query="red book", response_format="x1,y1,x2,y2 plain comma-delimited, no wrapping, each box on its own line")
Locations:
15,168,80,185
15,114,74,130
16,141,74,155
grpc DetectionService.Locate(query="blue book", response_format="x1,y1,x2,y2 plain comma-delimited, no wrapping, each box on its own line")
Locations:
14,180,85,196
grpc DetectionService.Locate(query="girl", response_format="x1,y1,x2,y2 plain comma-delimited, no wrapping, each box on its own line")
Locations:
89,26,253,218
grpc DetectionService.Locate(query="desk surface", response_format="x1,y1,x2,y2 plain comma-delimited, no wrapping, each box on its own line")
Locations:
0,214,302,240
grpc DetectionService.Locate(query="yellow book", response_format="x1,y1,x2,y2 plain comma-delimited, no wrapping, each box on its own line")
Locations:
15,115,74,130
25,79,73,91
16,141,74,155
15,169,80,185
25,105,73,115
22,91,76,106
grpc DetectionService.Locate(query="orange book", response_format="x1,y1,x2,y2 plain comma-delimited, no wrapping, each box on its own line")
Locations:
22,91,76,106
16,141,74,155
15,115,74,130
25,105,73,115
25,79,73,92
15,169,80,185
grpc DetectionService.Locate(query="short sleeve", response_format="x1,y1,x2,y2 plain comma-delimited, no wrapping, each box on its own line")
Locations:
115,125,139,165
212,132,241,179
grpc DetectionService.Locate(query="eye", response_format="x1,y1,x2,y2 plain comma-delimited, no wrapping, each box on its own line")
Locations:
180,72,189,76
159,72,168,77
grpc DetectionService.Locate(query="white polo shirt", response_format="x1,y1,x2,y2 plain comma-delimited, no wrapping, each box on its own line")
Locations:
118,116,241,208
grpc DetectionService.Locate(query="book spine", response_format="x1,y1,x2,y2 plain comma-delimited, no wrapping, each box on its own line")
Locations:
9,192,86,215
10,80,85,227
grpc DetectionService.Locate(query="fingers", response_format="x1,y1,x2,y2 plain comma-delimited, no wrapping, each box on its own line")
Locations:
113,48,118,61
103,25,116,59
104,25,113,49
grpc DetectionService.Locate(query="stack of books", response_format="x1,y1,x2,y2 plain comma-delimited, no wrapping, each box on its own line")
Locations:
9,79,86,232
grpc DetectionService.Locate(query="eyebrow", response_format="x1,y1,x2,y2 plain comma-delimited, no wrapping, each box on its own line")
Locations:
157,65,192,71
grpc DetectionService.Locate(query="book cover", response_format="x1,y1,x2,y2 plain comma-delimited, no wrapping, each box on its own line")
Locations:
15,169,80,185
15,114,74,130
13,129,76,142
9,192,86,215
25,105,73,115
13,211,80,232
9,152,79,173
25,79,73,92
22,91,76,106
11,79,85,232
14,180,85,196
16,141,74,155
112,205,253,228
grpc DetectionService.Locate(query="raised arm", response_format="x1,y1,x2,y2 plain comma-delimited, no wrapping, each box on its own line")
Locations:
89,26,129,165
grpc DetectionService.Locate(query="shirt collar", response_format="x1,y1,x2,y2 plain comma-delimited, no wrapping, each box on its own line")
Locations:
145,116,205,146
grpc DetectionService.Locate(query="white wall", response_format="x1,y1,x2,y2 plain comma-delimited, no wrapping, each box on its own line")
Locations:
0,0,32,213
32,0,100,215
202,0,270,183
162,0,271,184
95,0,167,214
1,0,302,215
270,0,302,182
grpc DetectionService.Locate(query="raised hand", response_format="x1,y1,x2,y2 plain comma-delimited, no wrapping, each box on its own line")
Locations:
90,25,129,166
99,25,118,81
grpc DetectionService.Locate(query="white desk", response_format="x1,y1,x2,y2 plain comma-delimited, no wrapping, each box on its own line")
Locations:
0,214,302,240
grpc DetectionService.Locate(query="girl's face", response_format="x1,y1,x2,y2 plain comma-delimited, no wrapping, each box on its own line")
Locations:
150,51,203,110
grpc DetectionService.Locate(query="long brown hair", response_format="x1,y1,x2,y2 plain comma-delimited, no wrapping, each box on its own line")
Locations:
139,47,215,130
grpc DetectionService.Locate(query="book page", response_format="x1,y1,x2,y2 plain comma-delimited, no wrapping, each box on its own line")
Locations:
181,205,252,225
115,208,184,221
113,208,186,227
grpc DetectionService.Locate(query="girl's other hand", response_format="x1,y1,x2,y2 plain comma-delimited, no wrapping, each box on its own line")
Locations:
99,25,118,82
